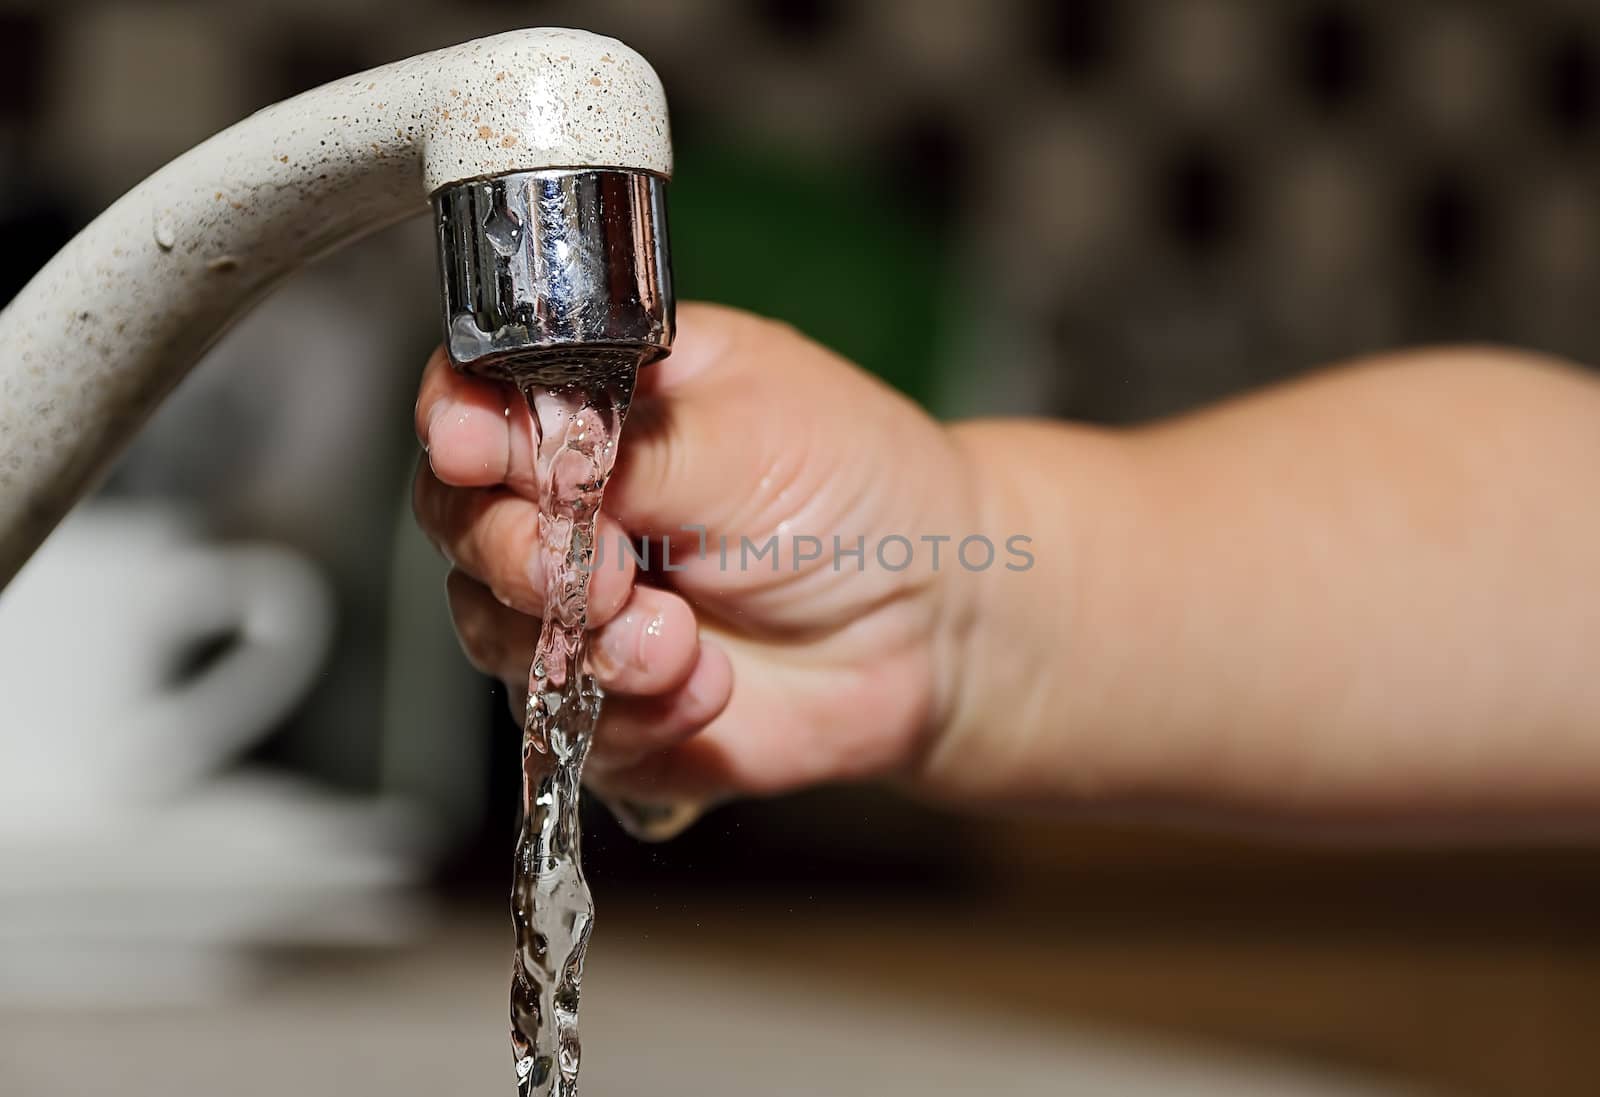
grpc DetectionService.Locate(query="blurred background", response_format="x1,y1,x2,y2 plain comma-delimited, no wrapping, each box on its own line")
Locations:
3,1,1600,1095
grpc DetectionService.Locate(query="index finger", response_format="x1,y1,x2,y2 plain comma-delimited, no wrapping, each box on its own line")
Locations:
414,347,538,495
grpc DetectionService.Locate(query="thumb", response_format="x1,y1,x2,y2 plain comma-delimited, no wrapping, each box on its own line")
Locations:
606,303,830,540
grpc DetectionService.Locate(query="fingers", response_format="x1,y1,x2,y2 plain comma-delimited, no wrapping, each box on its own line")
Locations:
415,458,635,624
446,568,537,680
585,737,742,806
446,570,704,698
585,642,899,805
416,304,844,543
588,583,703,693
412,305,797,614
414,347,538,495
596,303,853,539
587,640,734,771
603,303,773,536
447,562,838,809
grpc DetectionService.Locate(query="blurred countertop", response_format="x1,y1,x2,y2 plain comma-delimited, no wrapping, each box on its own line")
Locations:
0,899,1430,1097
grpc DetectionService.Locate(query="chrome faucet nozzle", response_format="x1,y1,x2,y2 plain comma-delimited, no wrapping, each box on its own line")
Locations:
433,169,673,389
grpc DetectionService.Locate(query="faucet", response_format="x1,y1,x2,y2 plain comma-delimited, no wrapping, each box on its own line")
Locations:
0,27,673,589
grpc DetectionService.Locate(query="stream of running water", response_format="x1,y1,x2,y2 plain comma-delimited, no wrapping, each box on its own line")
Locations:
508,368,632,1097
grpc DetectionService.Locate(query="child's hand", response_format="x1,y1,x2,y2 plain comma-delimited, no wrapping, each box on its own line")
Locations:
413,304,980,808
418,306,1600,835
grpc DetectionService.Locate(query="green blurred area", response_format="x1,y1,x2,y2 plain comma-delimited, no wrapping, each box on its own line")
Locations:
667,136,949,409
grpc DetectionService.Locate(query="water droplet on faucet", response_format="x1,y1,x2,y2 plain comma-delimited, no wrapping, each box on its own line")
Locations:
484,207,523,256
153,216,176,251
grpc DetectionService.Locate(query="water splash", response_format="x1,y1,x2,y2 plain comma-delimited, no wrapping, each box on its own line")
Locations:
509,372,631,1097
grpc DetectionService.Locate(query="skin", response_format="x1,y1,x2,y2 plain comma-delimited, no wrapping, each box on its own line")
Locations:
415,303,1600,837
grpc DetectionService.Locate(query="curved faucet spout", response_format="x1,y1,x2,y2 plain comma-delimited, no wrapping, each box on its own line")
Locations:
0,27,671,588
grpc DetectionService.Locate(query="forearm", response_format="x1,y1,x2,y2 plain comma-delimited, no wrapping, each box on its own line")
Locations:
939,348,1600,832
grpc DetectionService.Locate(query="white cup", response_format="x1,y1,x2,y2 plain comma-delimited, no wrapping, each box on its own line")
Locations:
0,502,333,830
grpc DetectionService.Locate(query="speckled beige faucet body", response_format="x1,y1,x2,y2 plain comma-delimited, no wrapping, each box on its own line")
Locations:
0,27,671,587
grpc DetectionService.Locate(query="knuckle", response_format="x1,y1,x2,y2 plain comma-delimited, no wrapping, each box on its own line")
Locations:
476,498,538,608
409,458,434,524
447,596,504,676
411,464,458,565
412,347,451,441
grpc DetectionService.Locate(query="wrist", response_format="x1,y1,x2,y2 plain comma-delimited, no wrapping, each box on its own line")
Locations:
914,419,1145,805
911,419,1062,801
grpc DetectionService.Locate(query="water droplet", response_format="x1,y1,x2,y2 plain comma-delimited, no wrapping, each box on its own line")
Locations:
153,216,176,251
483,206,522,256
